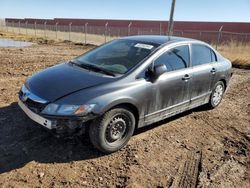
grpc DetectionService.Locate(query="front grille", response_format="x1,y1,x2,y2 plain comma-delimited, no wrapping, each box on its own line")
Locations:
24,98,47,113
19,90,47,113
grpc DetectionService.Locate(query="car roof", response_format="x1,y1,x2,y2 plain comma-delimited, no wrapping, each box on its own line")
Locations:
121,35,199,45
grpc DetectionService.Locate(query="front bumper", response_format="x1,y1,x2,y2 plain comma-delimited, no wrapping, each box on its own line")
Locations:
18,99,96,134
18,99,56,129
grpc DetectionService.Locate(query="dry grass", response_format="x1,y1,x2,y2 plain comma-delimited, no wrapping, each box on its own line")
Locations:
0,26,118,45
216,41,250,69
0,30,56,44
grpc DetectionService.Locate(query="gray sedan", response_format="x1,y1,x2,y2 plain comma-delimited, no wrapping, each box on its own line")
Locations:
19,35,232,153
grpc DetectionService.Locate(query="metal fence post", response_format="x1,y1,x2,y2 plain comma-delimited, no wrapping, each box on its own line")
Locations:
34,22,37,37
108,28,111,38
85,22,88,44
69,22,72,41
160,23,162,35
118,28,120,37
55,22,58,39
82,26,85,42
216,25,223,49
44,21,47,38
128,22,132,36
245,34,248,43
18,21,21,34
105,22,108,43
25,21,28,35
12,21,14,33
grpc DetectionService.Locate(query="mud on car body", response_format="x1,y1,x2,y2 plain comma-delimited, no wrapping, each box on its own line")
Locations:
18,35,232,153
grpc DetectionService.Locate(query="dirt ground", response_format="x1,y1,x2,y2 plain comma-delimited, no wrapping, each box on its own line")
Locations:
0,43,249,188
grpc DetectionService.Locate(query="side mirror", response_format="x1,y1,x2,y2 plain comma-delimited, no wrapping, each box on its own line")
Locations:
153,64,167,78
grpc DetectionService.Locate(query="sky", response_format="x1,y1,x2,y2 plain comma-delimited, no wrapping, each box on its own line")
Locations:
0,0,250,22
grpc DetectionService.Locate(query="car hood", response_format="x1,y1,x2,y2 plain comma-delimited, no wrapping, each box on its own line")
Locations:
26,63,114,102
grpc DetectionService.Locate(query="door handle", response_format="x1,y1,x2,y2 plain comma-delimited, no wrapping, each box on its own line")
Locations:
211,68,216,74
182,74,190,81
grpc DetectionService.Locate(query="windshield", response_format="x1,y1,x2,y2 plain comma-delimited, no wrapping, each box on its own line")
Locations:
75,39,159,74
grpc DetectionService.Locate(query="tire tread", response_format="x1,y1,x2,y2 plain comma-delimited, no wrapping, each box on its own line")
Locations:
89,107,135,153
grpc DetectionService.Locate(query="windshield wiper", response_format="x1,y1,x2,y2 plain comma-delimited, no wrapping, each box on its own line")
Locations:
79,63,116,77
69,60,116,77
69,60,82,67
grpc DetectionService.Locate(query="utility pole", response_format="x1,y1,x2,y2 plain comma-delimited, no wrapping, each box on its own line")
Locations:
167,0,176,36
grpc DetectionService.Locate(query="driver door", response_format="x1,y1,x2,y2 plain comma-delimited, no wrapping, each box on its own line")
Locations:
144,45,191,124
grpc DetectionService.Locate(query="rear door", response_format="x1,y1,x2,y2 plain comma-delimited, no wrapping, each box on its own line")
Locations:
189,44,217,105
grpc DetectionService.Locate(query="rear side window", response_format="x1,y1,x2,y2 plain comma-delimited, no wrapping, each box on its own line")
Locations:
154,45,189,71
192,44,214,66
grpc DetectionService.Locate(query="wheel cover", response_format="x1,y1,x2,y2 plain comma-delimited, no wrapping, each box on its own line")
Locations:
212,84,224,106
105,114,130,144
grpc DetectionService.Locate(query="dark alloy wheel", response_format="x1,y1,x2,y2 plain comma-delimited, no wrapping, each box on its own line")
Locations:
89,107,135,153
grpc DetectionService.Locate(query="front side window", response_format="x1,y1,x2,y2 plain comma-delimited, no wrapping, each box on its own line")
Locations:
75,39,159,74
192,44,214,66
154,45,189,71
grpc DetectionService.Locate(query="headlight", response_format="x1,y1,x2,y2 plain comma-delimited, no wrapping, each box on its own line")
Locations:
21,84,29,93
42,103,96,116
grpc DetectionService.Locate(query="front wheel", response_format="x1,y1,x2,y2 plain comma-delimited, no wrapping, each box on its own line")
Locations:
207,81,225,109
89,107,135,154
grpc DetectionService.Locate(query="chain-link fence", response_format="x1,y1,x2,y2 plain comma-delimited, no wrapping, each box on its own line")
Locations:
1,20,250,46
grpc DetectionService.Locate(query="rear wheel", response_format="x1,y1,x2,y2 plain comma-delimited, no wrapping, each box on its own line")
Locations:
207,81,225,108
89,107,135,153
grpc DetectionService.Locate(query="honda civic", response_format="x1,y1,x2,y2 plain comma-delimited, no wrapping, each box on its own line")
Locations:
18,35,232,153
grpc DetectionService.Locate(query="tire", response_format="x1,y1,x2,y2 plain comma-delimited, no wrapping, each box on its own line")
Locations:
207,81,225,109
89,107,135,154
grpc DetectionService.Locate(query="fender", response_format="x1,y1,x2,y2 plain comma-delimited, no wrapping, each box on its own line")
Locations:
93,97,140,116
